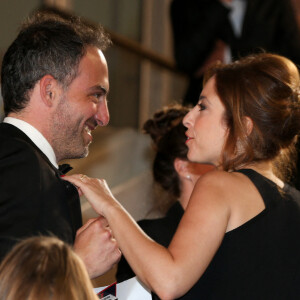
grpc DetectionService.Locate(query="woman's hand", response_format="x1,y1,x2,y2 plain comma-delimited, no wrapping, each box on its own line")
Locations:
62,174,118,217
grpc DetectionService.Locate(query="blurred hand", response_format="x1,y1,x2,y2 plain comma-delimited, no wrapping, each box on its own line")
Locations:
74,216,121,279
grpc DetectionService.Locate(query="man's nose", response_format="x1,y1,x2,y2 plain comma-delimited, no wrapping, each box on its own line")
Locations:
96,101,110,126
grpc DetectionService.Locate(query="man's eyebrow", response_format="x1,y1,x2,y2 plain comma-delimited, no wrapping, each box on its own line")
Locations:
88,85,108,95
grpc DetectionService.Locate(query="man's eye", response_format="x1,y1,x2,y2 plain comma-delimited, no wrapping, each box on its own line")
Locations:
91,93,102,103
94,93,101,99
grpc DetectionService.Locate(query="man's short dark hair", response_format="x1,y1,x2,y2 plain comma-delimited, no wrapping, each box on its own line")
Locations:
1,8,111,115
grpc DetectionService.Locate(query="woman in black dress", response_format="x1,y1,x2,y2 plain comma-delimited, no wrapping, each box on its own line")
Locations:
64,53,300,299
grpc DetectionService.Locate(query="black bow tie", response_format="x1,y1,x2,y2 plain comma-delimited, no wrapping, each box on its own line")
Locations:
58,163,73,174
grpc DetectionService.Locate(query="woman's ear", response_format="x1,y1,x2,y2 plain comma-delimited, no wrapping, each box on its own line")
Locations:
243,116,253,136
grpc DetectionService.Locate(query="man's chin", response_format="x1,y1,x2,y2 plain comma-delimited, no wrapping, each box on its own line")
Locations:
79,147,89,159
77,138,90,158
82,149,89,158
66,147,89,160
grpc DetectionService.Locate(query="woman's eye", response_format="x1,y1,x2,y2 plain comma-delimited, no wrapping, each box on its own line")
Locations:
198,103,206,111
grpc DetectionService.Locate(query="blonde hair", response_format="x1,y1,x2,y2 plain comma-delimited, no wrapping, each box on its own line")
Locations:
0,236,98,300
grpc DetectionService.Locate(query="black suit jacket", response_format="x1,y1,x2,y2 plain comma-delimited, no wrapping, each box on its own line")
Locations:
0,123,82,261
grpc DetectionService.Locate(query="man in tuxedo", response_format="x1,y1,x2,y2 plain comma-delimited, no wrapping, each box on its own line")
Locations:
0,11,120,278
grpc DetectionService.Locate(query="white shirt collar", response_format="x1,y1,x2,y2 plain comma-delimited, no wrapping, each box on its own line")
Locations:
3,117,58,168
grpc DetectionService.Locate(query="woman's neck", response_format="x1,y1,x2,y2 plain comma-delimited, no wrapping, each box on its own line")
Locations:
241,161,284,188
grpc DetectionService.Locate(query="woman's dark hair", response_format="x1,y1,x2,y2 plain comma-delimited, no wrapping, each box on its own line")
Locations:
204,53,300,181
1,8,111,115
143,104,190,209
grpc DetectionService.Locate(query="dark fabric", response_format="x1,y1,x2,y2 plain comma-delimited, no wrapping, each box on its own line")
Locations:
116,201,184,283
0,123,82,261
170,0,300,106
167,169,300,299
58,163,73,174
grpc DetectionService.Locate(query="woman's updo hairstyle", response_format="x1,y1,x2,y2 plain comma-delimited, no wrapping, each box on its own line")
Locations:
143,104,190,202
204,53,300,181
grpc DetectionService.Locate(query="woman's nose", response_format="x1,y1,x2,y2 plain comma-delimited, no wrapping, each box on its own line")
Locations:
183,110,193,128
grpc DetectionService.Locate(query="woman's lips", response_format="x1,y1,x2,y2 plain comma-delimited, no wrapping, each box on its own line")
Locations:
185,133,193,143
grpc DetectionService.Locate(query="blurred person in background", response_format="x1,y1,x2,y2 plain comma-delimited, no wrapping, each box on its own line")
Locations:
170,0,300,106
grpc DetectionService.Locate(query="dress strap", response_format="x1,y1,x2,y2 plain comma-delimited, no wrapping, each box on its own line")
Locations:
236,169,282,209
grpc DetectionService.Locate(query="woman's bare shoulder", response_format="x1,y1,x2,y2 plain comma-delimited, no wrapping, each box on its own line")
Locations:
191,169,252,210
194,169,243,191
188,170,236,210
192,169,265,231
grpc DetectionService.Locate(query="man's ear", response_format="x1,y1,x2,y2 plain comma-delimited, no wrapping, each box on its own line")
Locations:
39,75,58,107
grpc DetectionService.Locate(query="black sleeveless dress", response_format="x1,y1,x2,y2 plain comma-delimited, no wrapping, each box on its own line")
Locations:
154,169,300,300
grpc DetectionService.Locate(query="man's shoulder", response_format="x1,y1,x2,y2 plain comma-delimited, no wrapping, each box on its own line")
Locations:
0,123,57,171
0,123,32,146
0,124,52,175
0,125,36,157
0,122,21,134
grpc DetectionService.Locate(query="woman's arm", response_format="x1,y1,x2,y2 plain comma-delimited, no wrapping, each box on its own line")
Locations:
63,172,231,299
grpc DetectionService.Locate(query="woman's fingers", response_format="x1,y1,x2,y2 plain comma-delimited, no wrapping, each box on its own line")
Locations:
62,173,87,186
61,174,87,196
62,174,114,216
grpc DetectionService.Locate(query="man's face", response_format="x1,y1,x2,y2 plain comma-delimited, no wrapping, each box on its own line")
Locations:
50,47,109,161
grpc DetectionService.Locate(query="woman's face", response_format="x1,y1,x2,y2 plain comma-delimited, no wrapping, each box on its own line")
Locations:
183,76,228,167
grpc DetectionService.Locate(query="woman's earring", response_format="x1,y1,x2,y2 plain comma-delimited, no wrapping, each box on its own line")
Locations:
186,175,191,180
